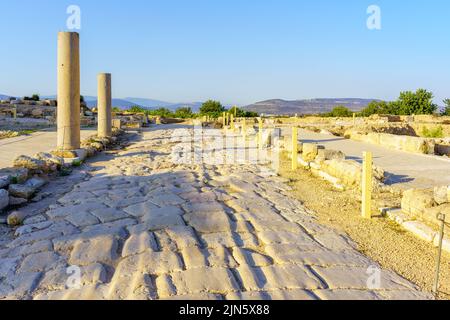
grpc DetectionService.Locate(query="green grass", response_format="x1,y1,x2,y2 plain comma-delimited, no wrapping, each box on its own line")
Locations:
421,126,444,138
18,130,37,136
72,160,82,167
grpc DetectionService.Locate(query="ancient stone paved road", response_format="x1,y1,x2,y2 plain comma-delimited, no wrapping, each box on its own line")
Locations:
0,125,432,300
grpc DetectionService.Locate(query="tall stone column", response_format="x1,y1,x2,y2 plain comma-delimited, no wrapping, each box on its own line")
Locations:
57,32,80,150
97,73,112,137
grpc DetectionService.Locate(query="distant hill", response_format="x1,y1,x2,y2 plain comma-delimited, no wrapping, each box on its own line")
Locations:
39,95,201,111
244,98,378,115
86,99,145,109
123,97,173,108
0,94,12,100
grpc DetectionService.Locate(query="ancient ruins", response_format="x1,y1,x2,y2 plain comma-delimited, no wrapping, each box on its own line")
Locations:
0,31,449,302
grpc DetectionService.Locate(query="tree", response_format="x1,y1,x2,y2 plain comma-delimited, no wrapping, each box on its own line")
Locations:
151,108,173,118
129,106,147,114
23,94,40,101
174,107,194,119
232,107,258,118
395,89,438,115
360,101,391,117
199,100,225,118
442,99,450,116
326,106,353,117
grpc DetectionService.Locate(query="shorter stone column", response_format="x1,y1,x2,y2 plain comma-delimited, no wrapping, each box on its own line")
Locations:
97,73,112,138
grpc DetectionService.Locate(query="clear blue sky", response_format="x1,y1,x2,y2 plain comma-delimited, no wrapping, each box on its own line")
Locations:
0,0,449,105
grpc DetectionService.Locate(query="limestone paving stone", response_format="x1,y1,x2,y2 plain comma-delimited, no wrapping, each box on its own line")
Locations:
141,214,186,231
115,250,183,276
57,191,97,204
0,271,42,299
164,226,200,249
182,246,238,269
90,207,130,223
147,193,185,207
82,218,137,236
141,205,184,222
232,248,273,267
311,266,417,291
234,264,323,292
258,230,317,246
69,235,119,266
122,232,159,257
313,289,381,300
18,251,61,273
156,274,177,298
65,211,100,228
185,211,232,233
123,200,160,218
13,240,53,257
46,202,108,219
0,257,20,278
170,267,240,296
201,232,260,250
103,196,147,209
162,293,223,300
227,289,317,300
15,221,52,237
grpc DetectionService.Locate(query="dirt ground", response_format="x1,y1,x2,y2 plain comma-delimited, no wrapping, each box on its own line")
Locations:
278,153,450,300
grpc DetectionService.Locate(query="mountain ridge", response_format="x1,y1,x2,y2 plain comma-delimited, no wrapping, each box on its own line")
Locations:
2,93,379,114
243,98,378,115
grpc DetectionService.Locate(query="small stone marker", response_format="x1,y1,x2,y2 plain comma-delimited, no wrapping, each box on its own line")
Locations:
242,119,247,140
292,127,298,170
258,118,263,149
362,151,373,219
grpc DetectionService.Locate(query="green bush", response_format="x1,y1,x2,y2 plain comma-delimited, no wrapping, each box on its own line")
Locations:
325,106,353,117
442,99,450,116
421,126,444,138
229,106,258,118
360,101,392,117
200,100,225,118
129,106,147,114
174,107,194,119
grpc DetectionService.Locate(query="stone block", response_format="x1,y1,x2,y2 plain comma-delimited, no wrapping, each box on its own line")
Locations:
0,189,9,211
302,143,319,162
401,221,437,243
0,168,29,183
401,189,436,219
315,149,345,163
433,185,450,205
112,119,122,129
0,176,10,189
8,184,36,199
13,155,47,171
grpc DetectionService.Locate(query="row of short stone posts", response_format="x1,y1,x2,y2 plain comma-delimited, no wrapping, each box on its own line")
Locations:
288,125,374,219
57,31,113,151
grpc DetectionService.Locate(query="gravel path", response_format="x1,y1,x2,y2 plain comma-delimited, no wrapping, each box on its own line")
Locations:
0,125,433,300
0,128,96,168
